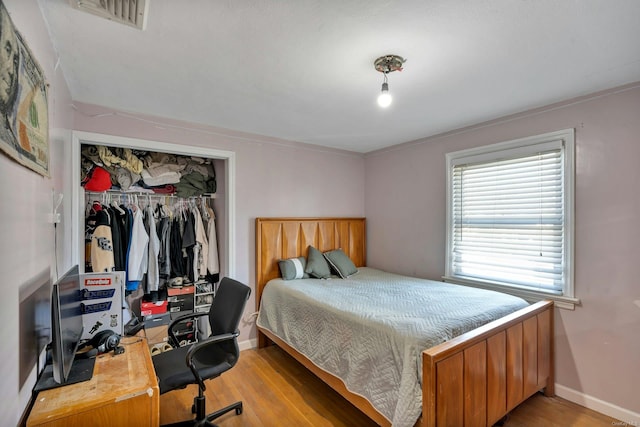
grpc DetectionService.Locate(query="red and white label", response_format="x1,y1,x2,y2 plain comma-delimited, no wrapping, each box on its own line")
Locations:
84,278,112,286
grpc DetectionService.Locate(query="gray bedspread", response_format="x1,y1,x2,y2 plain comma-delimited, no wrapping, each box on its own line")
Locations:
256,267,528,427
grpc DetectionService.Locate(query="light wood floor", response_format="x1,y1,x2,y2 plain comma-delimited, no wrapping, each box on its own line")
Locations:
160,345,620,426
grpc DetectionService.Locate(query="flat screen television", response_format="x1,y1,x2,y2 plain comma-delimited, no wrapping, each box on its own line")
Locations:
34,265,95,391
51,265,84,383
18,270,51,390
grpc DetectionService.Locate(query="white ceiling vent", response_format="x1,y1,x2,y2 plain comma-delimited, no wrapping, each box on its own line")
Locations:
70,0,149,30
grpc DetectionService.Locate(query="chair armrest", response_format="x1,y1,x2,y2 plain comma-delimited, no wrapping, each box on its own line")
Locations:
185,330,240,391
167,311,209,348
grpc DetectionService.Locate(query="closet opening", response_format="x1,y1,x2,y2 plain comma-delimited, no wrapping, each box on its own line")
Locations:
70,130,236,299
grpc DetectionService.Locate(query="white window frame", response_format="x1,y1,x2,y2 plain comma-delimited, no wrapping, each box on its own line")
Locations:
444,129,579,309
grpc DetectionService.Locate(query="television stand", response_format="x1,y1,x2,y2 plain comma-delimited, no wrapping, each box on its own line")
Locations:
33,357,95,392
27,336,159,427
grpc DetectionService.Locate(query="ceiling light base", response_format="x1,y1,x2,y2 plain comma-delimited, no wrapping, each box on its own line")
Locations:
374,55,406,74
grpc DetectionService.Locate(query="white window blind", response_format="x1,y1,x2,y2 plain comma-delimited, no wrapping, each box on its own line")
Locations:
446,130,575,300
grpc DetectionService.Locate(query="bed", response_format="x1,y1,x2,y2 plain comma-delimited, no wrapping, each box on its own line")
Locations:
255,217,554,427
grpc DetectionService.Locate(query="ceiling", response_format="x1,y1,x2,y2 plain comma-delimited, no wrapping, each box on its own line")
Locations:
38,0,640,153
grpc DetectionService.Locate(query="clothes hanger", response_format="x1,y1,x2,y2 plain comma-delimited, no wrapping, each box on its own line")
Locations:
199,196,210,222
101,191,125,215
111,199,125,215
206,197,215,220
163,197,172,218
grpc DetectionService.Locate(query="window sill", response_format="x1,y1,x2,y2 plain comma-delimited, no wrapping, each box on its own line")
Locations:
442,276,580,310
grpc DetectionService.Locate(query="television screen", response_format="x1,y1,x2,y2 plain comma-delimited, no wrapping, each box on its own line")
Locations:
18,270,51,390
34,266,95,392
50,265,84,384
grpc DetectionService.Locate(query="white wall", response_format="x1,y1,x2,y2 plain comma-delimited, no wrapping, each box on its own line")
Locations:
364,83,640,422
0,0,73,424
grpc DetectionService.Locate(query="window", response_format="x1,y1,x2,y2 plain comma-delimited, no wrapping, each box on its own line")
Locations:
445,129,577,308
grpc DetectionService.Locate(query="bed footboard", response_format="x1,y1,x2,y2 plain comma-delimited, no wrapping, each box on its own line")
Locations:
422,300,554,427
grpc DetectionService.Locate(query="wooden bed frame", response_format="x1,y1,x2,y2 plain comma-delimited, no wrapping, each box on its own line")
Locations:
255,217,554,427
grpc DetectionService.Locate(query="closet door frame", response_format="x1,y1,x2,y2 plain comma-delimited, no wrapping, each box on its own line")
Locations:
70,130,236,278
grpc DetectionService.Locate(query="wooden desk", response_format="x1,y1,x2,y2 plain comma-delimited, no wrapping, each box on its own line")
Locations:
27,337,159,427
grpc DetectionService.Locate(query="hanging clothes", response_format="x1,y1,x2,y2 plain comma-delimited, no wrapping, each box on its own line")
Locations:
84,190,219,288
156,205,172,280
206,205,219,278
123,206,134,291
117,203,133,269
126,207,149,291
108,203,126,271
169,216,184,278
84,202,99,272
194,203,208,279
182,211,196,283
145,205,160,293
91,209,115,272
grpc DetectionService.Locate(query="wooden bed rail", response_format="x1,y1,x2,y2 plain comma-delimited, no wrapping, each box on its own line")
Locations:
422,300,554,427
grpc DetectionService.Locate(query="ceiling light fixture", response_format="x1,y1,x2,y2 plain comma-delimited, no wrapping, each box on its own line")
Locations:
374,54,405,108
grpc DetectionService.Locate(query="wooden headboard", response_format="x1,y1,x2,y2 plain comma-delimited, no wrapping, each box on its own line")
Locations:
255,217,366,312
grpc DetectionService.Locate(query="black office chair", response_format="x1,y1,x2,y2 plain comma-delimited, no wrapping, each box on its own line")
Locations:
152,277,251,427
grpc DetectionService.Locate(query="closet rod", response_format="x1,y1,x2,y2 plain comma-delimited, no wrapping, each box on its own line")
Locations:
84,190,216,199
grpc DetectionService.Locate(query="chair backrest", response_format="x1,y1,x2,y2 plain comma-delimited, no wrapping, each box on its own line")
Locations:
208,277,251,336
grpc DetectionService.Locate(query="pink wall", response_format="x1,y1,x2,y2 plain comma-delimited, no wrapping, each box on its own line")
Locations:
1,1,74,423
6,0,637,422
71,102,366,344
364,83,640,417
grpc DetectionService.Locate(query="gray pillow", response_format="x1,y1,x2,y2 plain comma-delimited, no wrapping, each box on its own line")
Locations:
305,246,332,279
323,249,358,278
278,257,309,280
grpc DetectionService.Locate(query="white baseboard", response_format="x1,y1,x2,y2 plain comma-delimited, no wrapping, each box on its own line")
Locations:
556,384,640,425
239,338,257,352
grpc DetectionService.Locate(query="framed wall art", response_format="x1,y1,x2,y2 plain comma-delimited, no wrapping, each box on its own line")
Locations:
0,1,49,177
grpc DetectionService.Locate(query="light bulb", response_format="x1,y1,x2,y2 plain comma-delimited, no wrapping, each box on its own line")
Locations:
377,82,392,107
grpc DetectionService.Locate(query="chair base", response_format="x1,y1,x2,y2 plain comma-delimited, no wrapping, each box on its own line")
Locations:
161,398,243,427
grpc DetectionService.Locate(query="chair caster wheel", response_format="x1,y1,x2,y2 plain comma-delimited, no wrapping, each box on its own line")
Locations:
236,407,242,415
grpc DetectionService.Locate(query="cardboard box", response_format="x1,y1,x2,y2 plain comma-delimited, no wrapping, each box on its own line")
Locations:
167,293,194,303
168,293,194,313
167,285,194,296
170,310,193,320
144,312,171,328
168,300,194,313
141,299,168,316
145,325,168,346
80,271,125,341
